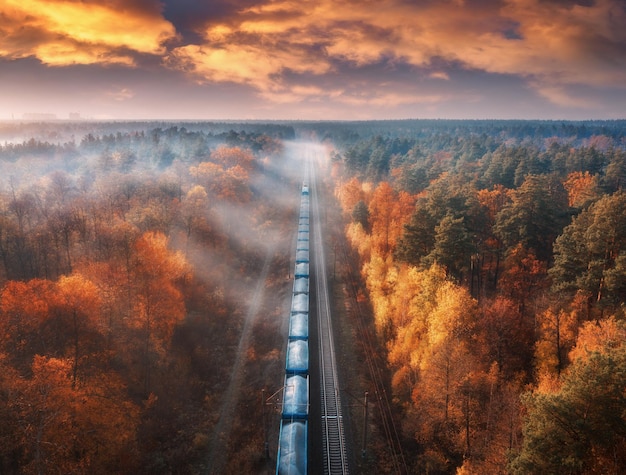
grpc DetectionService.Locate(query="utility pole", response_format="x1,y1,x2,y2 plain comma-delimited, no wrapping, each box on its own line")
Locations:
261,385,287,461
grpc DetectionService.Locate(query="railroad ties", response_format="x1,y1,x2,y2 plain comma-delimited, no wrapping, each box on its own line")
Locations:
276,183,310,475
310,170,349,475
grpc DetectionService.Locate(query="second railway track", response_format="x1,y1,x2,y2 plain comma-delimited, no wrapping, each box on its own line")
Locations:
309,150,350,474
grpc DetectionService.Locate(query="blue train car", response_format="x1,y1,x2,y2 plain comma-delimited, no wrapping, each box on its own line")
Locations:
296,239,309,251
291,292,309,314
288,312,308,340
294,262,309,278
293,277,309,294
282,375,309,419
276,420,307,475
297,231,308,242
295,249,309,264
298,224,310,234
302,183,309,195
286,340,309,375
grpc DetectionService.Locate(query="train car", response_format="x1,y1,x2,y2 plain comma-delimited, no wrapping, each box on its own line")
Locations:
285,339,309,375
302,183,309,195
296,239,309,251
282,374,309,419
297,231,309,242
288,312,308,340
298,223,310,234
294,262,309,278
276,420,307,475
293,276,309,294
291,292,309,314
295,249,309,264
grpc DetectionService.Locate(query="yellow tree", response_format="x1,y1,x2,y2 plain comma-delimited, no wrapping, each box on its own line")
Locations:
180,185,210,247
220,164,252,202
337,177,365,215
387,264,447,398
535,306,579,378
210,145,255,173
345,221,371,260
368,181,397,257
16,355,139,474
563,171,599,209
0,279,54,364
130,231,189,394
53,273,102,387
78,260,129,351
190,161,225,197
396,278,485,471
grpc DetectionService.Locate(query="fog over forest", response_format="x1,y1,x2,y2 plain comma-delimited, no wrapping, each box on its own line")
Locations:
0,119,625,474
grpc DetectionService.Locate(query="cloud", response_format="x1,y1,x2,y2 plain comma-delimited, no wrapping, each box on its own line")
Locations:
430,72,451,81
1,0,624,114
164,0,626,108
106,86,135,102
0,0,176,65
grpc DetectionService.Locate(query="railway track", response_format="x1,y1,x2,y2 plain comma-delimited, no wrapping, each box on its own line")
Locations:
309,150,350,474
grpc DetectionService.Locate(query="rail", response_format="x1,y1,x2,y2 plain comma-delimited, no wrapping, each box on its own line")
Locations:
309,155,350,474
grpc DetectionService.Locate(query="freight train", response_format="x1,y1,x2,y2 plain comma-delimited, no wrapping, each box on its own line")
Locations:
276,183,310,475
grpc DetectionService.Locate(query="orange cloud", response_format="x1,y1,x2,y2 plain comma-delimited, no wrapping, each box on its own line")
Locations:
166,0,626,107
2,0,623,110
0,0,176,65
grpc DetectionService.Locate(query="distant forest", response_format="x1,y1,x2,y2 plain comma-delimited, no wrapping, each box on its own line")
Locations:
0,119,625,474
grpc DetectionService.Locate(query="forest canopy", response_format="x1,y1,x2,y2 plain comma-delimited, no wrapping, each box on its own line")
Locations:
331,119,626,474
0,118,625,474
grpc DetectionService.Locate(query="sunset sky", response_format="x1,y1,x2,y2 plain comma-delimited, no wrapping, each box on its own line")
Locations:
1,0,625,120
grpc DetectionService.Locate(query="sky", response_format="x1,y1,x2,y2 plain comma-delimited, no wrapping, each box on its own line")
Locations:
1,0,625,121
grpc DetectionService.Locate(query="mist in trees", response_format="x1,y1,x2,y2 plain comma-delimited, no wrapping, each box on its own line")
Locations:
2,118,626,474
0,121,299,473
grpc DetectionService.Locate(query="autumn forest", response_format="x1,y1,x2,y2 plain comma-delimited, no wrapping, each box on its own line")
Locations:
1,119,626,474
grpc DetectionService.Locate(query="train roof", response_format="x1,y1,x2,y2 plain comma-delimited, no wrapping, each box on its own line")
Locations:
294,262,309,278
293,277,309,294
288,313,308,340
276,421,307,475
291,293,309,314
282,375,308,419
286,340,309,374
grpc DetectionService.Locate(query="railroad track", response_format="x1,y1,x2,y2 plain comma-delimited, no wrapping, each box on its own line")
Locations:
309,151,350,474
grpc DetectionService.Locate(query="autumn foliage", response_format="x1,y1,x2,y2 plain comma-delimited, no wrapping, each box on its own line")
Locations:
335,127,626,474
0,125,290,473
